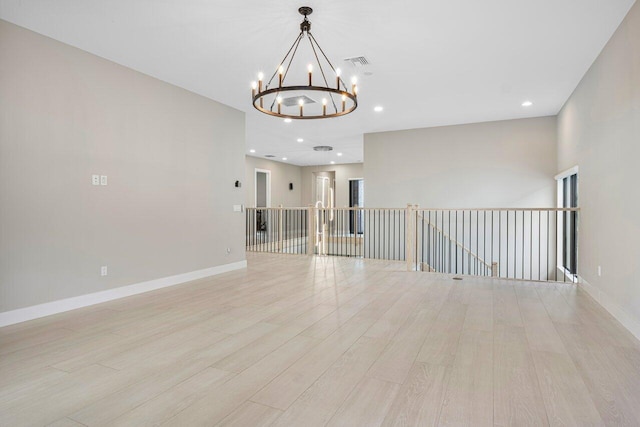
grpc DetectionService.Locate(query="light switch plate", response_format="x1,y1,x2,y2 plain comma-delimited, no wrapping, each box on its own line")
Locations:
100,175,108,186
233,205,243,212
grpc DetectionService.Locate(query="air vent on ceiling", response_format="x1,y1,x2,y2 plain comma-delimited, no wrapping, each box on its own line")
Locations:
344,56,370,67
264,154,276,158
313,146,333,152
282,95,316,107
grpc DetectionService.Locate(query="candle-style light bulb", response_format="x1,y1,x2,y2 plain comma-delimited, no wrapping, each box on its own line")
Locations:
322,98,327,116
351,76,357,94
258,72,264,92
251,81,257,98
341,94,347,112
308,64,313,86
335,68,342,89
278,66,284,87
299,98,304,117
277,96,282,114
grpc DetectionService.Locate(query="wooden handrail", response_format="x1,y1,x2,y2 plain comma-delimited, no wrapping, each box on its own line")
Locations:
246,207,580,212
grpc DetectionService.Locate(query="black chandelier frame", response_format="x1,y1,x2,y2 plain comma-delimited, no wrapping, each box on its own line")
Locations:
251,7,358,120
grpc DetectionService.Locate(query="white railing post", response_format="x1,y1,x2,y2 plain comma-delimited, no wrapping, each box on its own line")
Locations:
307,205,315,256
353,204,364,254
278,205,283,253
406,203,413,271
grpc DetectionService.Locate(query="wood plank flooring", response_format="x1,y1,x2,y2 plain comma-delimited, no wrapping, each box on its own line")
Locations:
1,253,639,426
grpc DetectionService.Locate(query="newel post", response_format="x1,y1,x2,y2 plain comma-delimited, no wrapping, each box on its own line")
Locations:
491,262,498,277
307,205,315,256
406,203,413,271
278,205,283,253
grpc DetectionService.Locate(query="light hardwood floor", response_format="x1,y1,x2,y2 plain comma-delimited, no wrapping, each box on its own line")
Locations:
1,253,640,426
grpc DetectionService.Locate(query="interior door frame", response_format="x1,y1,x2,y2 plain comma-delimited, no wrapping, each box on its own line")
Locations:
254,168,271,208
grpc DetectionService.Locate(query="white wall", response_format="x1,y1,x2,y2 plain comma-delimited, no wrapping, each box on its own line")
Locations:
0,20,246,314
244,156,302,207
364,117,557,208
301,163,364,208
557,1,640,338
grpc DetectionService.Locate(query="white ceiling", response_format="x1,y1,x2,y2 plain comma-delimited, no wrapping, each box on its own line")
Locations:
0,0,635,166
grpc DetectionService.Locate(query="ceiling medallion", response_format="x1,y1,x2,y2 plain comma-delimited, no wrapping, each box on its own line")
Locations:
251,7,358,120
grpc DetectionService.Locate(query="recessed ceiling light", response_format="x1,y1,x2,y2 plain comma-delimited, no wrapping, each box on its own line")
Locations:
337,152,343,156
374,106,383,112
249,149,256,153
284,118,292,123
282,157,287,161
330,161,336,164
297,138,304,142
521,101,533,107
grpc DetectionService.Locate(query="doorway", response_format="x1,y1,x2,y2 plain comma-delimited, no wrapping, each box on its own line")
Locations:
255,169,271,232
349,178,364,234
255,169,271,208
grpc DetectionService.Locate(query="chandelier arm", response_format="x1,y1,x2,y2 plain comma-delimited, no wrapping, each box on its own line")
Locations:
268,33,303,110
268,32,305,111
281,32,304,85
309,33,348,91
307,33,338,113
265,32,303,90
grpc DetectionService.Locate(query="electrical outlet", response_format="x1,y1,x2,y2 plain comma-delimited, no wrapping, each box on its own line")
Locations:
101,266,108,276
92,175,100,186
100,175,108,186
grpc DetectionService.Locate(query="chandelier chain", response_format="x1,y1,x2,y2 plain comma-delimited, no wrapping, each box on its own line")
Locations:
265,32,302,91
307,34,338,114
268,32,304,111
308,32,347,91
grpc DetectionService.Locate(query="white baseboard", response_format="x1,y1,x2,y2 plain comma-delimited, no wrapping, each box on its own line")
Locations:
579,277,640,341
0,260,247,328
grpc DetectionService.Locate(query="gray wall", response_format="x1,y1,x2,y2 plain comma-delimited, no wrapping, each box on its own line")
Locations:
244,156,302,207
0,20,246,312
364,117,557,208
557,1,640,335
301,163,364,208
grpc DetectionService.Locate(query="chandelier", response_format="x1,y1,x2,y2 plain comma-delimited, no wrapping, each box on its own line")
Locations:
251,6,358,120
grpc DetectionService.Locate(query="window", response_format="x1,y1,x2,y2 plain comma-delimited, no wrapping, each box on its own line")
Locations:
556,167,578,277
